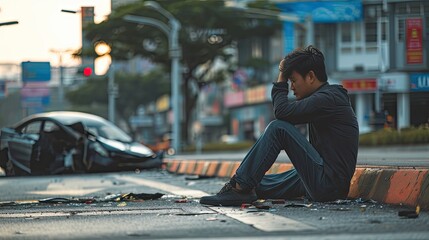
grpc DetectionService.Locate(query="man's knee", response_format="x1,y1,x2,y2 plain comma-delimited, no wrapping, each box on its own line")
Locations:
265,120,294,133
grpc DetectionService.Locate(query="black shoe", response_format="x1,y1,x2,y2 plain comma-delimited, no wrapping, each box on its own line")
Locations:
199,181,257,206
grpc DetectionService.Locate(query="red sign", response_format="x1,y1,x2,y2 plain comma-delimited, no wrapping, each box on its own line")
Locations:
224,91,244,107
342,79,377,92
406,18,423,64
20,82,50,97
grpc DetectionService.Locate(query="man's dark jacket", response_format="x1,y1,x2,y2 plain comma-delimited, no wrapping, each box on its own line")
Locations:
271,81,359,191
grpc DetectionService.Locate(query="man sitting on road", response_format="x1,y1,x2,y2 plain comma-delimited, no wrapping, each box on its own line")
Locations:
200,46,359,206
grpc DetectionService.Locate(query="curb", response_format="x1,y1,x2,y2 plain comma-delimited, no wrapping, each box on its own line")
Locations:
163,159,429,210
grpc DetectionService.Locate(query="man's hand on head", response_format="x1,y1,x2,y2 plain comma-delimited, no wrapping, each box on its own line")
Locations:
277,59,288,83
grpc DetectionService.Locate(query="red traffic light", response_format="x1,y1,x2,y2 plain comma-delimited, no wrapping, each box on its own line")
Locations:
83,67,93,77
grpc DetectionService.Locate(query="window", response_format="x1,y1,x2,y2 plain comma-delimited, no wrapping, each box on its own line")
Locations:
381,21,388,41
251,38,262,58
43,121,59,132
341,23,352,42
21,121,42,140
22,122,41,134
395,1,428,41
365,22,377,43
397,19,405,42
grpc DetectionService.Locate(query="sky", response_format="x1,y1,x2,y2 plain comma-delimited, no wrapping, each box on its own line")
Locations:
0,0,111,68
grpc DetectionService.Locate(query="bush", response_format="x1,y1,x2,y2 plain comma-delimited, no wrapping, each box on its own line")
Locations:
183,126,429,152
359,126,429,146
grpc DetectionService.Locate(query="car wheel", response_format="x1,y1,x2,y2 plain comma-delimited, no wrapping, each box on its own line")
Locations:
0,149,15,176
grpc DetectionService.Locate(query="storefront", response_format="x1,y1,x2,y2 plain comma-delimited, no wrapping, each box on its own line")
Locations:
224,84,274,141
341,78,377,133
378,72,410,130
410,73,429,126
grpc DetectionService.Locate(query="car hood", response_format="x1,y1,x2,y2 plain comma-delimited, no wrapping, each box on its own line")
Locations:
97,137,154,157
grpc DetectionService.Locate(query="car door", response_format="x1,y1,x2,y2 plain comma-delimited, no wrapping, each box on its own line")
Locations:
7,121,42,173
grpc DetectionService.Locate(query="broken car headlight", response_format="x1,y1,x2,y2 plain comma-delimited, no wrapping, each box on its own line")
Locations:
129,145,154,156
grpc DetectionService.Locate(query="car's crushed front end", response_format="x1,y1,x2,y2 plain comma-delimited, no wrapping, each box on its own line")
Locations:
86,136,163,172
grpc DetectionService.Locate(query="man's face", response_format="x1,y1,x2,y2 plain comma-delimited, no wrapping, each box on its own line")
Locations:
289,70,313,100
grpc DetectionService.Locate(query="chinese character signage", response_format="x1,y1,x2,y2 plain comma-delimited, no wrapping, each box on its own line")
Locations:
406,18,423,64
341,79,377,92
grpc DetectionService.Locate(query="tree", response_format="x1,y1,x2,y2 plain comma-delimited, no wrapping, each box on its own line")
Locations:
66,69,169,138
82,0,282,144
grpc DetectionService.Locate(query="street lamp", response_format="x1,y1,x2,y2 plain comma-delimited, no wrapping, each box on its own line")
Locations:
49,49,73,110
124,1,182,153
0,21,19,27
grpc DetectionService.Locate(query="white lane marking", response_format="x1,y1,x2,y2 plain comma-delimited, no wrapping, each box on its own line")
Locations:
29,178,112,196
115,175,315,232
155,232,429,240
115,175,208,198
0,209,182,218
211,207,315,232
29,189,103,196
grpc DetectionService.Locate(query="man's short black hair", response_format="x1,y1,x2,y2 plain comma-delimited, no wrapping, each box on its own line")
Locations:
280,45,328,82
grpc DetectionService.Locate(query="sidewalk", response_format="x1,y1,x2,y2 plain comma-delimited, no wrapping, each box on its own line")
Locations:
164,144,429,210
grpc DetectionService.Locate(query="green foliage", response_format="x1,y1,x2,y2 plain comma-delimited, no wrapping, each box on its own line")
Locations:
65,69,169,137
244,57,271,69
81,0,282,142
359,127,429,146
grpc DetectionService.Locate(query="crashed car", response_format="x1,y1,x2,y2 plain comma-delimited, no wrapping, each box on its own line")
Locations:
0,111,163,176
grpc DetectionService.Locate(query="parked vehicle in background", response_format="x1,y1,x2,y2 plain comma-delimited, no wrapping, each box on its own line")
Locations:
0,111,163,176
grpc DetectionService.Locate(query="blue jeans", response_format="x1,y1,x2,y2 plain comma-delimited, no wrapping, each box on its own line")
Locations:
233,120,346,202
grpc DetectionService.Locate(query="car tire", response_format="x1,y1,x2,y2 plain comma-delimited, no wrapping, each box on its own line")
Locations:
0,149,15,176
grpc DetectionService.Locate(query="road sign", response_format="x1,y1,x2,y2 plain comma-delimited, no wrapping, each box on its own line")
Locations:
21,62,51,82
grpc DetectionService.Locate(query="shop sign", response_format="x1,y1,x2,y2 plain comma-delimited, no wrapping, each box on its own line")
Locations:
245,85,267,104
406,18,423,65
224,91,244,107
341,79,377,92
378,73,409,93
276,1,362,23
410,73,429,92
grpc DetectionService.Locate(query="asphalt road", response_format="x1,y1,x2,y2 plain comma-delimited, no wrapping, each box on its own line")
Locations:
0,170,428,239
167,144,429,168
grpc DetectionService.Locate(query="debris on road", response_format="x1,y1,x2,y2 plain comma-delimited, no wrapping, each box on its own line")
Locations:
271,199,286,204
185,175,214,181
175,199,188,203
0,192,164,207
284,203,313,208
398,205,420,219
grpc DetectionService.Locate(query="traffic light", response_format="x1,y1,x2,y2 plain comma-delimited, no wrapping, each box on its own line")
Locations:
83,67,92,77
77,65,94,78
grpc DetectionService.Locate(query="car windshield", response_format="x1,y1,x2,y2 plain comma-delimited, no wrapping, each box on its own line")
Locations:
54,115,132,143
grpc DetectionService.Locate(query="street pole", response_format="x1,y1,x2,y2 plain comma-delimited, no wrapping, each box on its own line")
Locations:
169,19,182,154
0,21,19,27
305,16,314,46
59,55,64,109
50,49,70,110
108,62,116,123
124,2,182,153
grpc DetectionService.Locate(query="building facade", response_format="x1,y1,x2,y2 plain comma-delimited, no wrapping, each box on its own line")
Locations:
219,0,429,142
